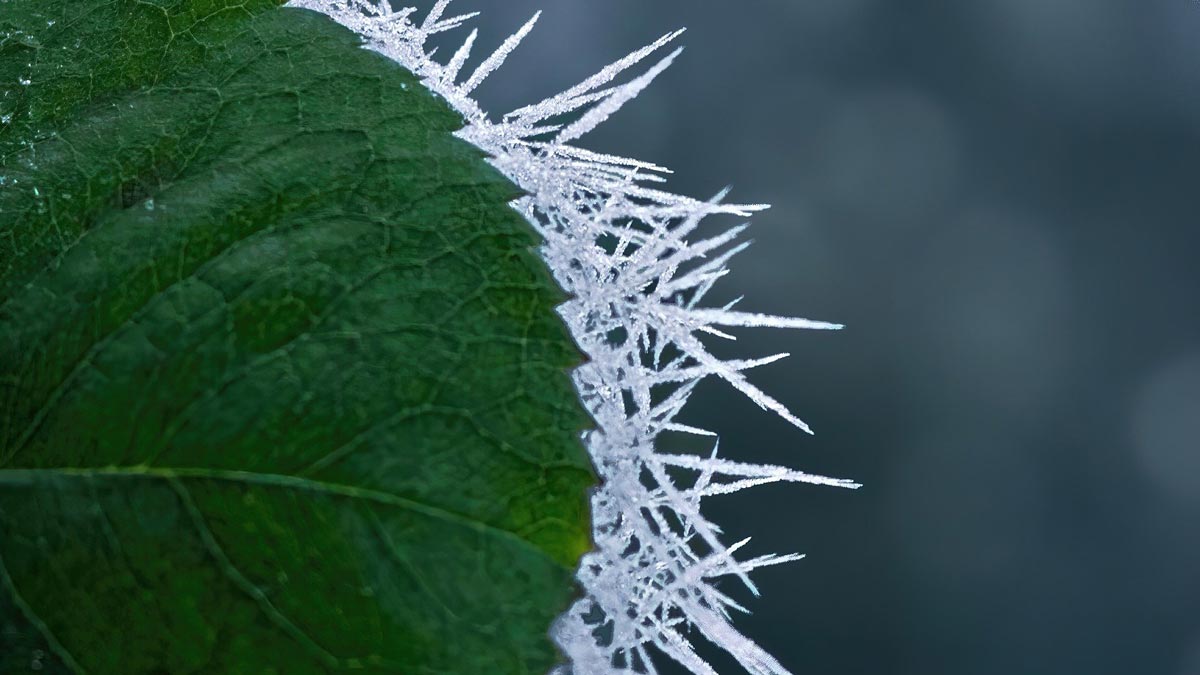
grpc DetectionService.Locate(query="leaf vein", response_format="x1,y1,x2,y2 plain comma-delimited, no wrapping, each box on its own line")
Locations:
0,466,565,569
0,551,89,674
167,476,344,669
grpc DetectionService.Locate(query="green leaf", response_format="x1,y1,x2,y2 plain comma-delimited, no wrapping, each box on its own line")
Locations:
0,1,594,673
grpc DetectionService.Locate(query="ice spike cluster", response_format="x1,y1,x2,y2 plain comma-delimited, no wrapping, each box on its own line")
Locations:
284,1,859,673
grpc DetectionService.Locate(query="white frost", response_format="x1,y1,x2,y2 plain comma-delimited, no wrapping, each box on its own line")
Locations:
283,2,859,673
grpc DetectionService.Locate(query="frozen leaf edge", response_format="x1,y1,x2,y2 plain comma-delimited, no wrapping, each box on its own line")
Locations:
282,2,860,673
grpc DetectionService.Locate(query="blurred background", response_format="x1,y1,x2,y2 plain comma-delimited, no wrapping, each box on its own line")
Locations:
457,1,1200,673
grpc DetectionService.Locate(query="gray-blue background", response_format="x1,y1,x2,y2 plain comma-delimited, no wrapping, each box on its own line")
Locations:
462,2,1200,673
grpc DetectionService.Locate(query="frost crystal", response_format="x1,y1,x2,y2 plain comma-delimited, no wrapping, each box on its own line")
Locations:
284,2,859,673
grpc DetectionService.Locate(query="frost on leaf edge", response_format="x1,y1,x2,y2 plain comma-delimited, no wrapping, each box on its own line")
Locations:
283,2,859,674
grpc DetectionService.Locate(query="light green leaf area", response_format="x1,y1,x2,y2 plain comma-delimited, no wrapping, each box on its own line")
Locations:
0,1,594,673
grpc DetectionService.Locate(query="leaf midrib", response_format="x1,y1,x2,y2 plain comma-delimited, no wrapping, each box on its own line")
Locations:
0,465,564,568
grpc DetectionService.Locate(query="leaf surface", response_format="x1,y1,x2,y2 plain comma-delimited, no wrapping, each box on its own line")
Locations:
0,1,592,672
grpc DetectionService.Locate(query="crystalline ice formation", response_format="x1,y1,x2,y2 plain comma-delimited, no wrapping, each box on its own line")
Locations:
284,1,860,673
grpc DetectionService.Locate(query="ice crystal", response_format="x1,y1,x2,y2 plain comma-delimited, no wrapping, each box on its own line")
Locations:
284,2,860,673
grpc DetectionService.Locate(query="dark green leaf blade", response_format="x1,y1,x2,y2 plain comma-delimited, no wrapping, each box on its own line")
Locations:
0,1,593,673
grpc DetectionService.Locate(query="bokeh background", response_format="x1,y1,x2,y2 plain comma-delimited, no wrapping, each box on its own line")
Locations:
458,1,1200,674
